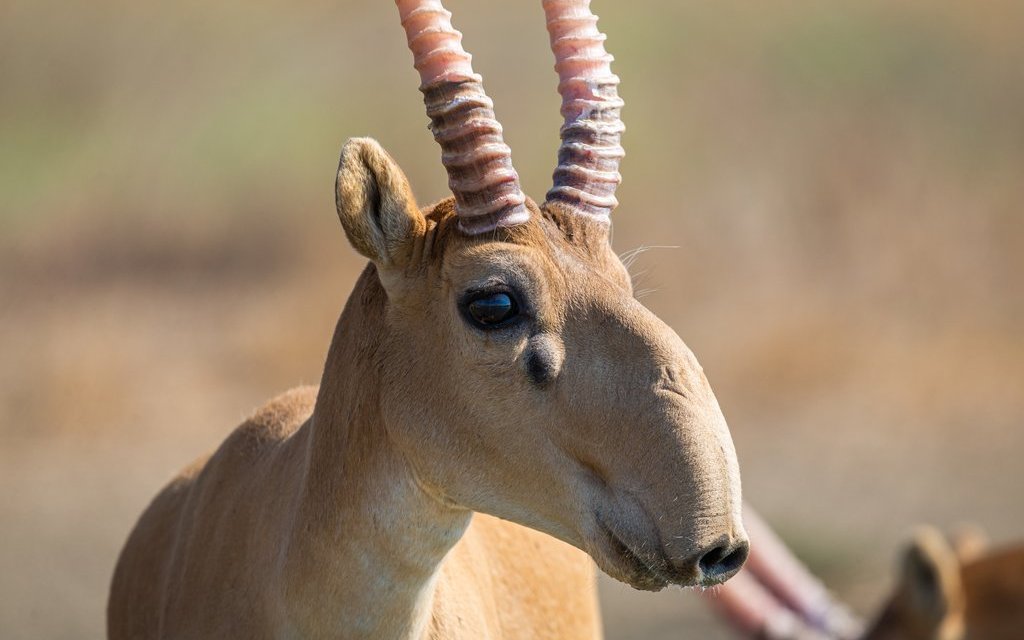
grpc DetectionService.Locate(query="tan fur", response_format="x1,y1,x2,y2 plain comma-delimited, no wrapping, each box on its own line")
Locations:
863,527,1024,640
108,138,746,638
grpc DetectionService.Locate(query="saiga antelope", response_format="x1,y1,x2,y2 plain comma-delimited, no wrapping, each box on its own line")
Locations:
108,1,750,637
863,527,1024,640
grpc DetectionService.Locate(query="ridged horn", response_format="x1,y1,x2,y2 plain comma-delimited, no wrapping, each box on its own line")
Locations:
396,0,531,235
543,0,625,221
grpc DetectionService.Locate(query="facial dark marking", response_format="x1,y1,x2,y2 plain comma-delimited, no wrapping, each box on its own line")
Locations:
524,333,564,386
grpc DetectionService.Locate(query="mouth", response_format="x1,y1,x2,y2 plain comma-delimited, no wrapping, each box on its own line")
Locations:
591,515,687,591
568,457,746,590
589,511,747,591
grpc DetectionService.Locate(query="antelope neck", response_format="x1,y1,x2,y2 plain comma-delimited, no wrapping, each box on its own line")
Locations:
280,267,471,639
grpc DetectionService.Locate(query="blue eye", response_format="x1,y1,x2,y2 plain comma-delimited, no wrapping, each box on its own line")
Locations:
465,292,518,328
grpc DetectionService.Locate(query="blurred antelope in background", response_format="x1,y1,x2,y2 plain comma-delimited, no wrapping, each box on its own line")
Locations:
107,0,750,637
863,526,1024,640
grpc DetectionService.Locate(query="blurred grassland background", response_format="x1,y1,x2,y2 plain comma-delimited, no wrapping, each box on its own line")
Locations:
1,0,1022,638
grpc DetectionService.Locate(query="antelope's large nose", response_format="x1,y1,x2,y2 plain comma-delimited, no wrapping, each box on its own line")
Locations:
685,536,749,585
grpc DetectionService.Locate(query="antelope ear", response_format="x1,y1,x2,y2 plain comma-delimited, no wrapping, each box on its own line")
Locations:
899,527,963,625
335,138,425,267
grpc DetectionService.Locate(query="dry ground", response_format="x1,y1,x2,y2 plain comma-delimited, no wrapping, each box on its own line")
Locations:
2,1,1023,638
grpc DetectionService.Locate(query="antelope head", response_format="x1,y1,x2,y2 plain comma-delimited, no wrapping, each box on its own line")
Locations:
334,0,747,590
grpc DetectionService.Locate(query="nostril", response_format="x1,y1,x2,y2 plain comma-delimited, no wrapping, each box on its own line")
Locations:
698,540,749,582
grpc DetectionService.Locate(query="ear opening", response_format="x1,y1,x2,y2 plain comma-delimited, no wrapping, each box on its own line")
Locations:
335,137,424,266
899,527,963,623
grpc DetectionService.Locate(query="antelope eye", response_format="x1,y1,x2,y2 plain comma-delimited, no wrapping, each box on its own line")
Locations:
464,291,519,328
